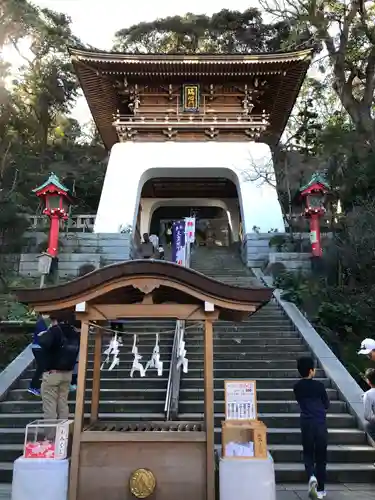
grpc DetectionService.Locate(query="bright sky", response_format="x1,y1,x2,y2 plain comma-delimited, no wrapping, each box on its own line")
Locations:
3,0,260,125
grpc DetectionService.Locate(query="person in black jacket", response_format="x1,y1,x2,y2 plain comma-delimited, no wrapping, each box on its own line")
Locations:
38,315,79,420
294,356,329,500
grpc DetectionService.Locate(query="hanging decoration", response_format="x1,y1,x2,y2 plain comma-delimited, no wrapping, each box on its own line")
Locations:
177,337,189,373
145,334,163,376
130,334,146,377
100,333,122,371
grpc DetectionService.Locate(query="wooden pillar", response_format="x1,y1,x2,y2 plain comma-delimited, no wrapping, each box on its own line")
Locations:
90,328,102,423
204,319,215,500
69,319,89,500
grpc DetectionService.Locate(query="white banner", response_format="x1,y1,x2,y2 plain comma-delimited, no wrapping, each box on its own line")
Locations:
185,217,196,243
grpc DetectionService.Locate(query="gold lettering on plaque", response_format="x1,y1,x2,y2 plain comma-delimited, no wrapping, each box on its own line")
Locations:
129,468,156,498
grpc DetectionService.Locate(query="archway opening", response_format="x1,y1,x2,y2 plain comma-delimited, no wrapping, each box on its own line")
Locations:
137,173,242,246
150,205,230,247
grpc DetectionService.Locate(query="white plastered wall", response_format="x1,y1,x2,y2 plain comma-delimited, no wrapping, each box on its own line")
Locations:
94,142,284,234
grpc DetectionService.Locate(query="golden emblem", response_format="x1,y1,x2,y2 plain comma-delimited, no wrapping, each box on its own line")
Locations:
129,468,156,498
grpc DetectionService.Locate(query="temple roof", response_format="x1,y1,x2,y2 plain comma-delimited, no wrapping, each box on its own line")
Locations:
69,48,313,149
32,172,69,194
13,259,272,320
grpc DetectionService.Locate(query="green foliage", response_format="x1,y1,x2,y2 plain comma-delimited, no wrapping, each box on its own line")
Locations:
113,8,291,53
0,333,31,370
268,235,287,252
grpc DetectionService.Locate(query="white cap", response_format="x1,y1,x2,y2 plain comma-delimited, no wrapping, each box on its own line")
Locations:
358,338,375,355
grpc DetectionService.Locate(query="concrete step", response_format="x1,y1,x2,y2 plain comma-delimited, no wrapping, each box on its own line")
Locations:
179,378,331,390
0,400,167,414
269,444,375,464
0,413,166,428
0,412,357,430
9,388,169,402
178,400,347,414
179,387,338,400
21,376,331,391
18,377,169,390
213,427,367,446
9,387,339,403
0,426,366,447
178,413,356,428
273,463,375,483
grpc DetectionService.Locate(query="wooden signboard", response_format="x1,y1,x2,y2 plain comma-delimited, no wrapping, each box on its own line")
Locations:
224,380,257,421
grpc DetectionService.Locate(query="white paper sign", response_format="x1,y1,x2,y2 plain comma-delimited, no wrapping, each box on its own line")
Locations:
225,380,257,420
184,217,196,243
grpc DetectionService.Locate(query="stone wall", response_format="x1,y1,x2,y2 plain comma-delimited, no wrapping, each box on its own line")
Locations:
241,232,313,271
16,232,132,279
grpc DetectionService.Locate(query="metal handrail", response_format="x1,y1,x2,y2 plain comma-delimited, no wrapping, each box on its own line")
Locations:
164,227,192,419
164,319,185,420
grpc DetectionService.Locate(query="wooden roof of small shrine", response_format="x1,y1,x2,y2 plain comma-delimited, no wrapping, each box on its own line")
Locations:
69,48,313,149
13,260,272,321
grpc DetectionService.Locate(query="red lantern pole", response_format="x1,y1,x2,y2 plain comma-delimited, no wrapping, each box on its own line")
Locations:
32,174,74,285
310,213,322,257
47,214,61,257
299,173,330,269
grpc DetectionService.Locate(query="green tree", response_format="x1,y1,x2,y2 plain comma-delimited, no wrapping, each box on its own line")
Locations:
260,0,375,146
113,8,291,53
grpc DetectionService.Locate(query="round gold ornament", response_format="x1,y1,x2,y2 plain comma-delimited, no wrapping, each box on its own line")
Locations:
129,468,156,498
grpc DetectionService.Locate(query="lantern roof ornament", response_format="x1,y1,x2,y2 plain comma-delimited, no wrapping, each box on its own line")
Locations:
300,172,330,195
32,172,70,195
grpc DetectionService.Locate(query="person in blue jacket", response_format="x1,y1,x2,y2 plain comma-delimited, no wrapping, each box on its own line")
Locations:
28,314,50,396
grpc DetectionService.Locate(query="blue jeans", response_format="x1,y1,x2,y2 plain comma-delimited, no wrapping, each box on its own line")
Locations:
301,420,327,492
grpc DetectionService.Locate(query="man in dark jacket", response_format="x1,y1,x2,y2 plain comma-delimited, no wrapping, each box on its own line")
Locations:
38,315,79,420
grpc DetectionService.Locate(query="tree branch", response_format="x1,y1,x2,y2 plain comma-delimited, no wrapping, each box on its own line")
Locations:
363,46,375,107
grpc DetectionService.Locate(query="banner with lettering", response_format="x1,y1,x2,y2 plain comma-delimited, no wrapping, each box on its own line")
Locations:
172,220,186,266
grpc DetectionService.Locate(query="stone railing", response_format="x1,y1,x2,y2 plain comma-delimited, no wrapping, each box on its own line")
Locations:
26,214,96,232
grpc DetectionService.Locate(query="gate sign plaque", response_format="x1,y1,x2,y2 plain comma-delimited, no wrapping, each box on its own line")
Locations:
182,84,200,112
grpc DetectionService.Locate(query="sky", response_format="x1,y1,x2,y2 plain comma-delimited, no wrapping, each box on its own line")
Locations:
4,0,262,125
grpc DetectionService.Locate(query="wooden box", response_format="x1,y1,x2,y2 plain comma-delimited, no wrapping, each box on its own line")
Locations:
221,420,267,459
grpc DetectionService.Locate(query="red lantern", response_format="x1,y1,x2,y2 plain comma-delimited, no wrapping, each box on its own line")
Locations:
300,173,330,258
32,173,74,258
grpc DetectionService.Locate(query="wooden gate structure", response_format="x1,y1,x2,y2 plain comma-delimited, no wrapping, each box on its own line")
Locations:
15,260,272,500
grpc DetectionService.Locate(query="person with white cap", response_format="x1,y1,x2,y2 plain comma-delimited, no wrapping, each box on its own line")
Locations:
358,338,375,361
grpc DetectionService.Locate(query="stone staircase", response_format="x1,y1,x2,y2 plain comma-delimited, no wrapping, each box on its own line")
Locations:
0,320,175,482
182,246,375,482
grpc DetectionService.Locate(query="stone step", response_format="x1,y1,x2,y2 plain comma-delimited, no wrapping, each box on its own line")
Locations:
9,388,169,402
19,376,329,390
0,400,167,414
179,413,356,429
22,368,325,380
9,387,339,402
0,426,366,447
178,400,347,414
18,378,169,390
179,378,331,390
213,427,367,446
0,412,356,430
273,463,375,483
2,399,347,415
24,360,310,375
179,388,338,401
2,443,372,467
0,413,166,429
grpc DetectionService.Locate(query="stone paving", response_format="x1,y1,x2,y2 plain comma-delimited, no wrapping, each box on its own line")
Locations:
0,483,373,499
277,484,374,500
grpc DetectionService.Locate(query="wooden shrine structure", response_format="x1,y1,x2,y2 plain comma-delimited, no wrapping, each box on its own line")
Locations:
69,48,312,147
15,260,272,500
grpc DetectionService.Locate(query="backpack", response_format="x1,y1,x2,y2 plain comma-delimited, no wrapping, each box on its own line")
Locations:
55,324,80,371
